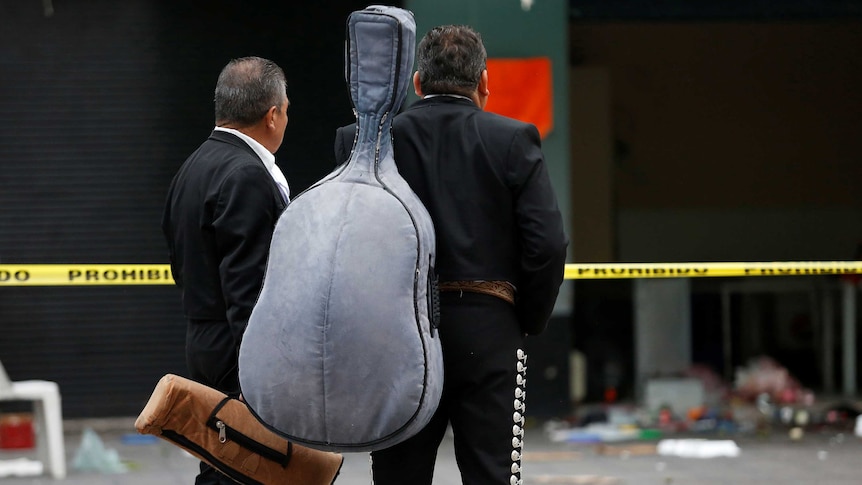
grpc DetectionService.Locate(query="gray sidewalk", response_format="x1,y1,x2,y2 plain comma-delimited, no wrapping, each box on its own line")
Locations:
3,417,862,484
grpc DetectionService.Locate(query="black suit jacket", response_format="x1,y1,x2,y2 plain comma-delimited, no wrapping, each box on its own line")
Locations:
335,96,567,335
162,130,287,341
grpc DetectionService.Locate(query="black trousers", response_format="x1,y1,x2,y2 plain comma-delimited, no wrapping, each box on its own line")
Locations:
186,319,241,485
371,292,527,485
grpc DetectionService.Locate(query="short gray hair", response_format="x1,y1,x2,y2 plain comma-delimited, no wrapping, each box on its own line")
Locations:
214,56,287,127
416,25,486,97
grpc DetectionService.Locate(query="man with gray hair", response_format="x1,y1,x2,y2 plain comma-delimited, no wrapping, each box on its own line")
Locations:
335,25,567,485
162,56,289,485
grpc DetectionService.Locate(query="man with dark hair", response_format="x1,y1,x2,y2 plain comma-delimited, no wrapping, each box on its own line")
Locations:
162,56,289,485
335,25,568,485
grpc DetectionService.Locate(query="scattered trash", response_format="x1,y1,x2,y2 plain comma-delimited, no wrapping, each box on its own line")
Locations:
645,378,705,417
656,439,741,458
595,443,658,457
548,426,600,443
821,403,860,428
780,406,795,424
795,409,810,426
735,356,813,405
639,429,663,440
71,427,129,474
120,433,159,445
549,357,860,456
0,458,43,478
0,413,35,450
549,423,640,443
684,364,730,407
789,427,804,441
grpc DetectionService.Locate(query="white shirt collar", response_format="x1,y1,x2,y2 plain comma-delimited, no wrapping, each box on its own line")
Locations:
213,126,290,203
423,94,473,102
213,126,275,170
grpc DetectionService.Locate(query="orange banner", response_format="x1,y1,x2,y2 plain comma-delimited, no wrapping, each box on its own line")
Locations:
485,57,553,138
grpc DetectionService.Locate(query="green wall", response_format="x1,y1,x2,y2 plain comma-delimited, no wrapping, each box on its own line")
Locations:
404,0,572,313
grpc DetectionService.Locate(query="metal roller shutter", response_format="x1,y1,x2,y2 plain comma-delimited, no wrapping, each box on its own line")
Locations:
0,1,186,418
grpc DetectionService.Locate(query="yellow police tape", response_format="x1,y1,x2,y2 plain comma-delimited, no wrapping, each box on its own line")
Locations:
0,265,174,286
565,261,862,280
2,262,862,286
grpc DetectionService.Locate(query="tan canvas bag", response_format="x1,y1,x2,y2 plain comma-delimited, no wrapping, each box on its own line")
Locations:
136,374,342,485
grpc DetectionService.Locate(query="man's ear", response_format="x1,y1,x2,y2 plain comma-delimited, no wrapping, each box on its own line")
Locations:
266,105,278,129
478,69,490,97
413,71,423,97
477,69,490,109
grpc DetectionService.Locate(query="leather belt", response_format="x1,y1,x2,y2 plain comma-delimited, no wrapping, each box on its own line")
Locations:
439,280,515,305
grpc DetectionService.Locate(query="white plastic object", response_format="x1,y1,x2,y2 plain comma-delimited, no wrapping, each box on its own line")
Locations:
0,362,66,479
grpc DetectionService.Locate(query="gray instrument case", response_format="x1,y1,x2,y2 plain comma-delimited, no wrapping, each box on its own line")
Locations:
239,5,443,453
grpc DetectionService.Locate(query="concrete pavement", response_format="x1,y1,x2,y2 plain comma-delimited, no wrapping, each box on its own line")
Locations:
2,416,862,484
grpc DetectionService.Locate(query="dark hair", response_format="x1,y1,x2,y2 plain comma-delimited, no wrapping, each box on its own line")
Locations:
214,56,287,127
416,25,486,97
